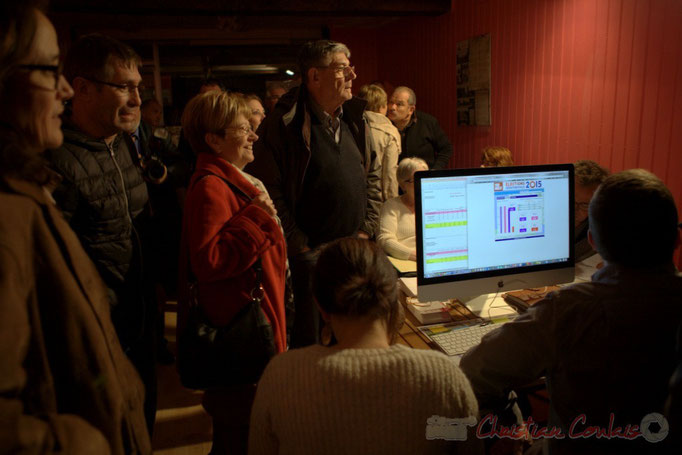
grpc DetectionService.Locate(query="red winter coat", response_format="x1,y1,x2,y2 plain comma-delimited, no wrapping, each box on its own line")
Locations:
180,153,287,353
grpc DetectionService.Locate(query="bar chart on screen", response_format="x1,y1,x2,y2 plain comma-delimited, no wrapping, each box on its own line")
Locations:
494,188,545,241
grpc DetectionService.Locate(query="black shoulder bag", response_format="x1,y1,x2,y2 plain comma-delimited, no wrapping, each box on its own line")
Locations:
176,174,277,390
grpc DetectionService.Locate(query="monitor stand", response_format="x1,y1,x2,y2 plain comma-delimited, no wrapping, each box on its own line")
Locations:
458,293,515,319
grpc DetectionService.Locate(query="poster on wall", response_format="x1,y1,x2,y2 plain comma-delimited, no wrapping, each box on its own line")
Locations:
457,33,491,126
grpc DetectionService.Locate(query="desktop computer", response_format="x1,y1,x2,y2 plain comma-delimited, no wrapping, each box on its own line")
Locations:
415,163,575,302
414,164,575,356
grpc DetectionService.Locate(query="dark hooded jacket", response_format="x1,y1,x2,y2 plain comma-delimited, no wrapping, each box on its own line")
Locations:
245,86,382,256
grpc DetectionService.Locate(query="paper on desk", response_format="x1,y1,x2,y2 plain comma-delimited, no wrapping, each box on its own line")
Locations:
399,277,418,298
388,256,417,274
573,253,603,283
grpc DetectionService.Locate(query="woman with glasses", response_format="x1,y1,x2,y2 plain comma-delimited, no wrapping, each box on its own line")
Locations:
249,238,480,454
179,90,289,455
377,157,429,261
0,1,151,453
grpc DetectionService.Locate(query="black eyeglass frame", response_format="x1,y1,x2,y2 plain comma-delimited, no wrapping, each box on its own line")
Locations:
17,63,63,89
82,76,144,94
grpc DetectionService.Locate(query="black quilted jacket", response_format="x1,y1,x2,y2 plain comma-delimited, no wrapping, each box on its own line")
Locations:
46,124,149,296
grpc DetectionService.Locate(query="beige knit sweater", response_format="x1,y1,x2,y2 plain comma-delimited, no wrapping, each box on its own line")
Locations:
248,344,480,455
377,197,416,260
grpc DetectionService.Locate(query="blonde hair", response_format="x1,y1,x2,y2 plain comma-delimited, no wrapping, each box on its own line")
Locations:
357,84,388,113
181,91,251,155
397,157,428,182
481,146,514,167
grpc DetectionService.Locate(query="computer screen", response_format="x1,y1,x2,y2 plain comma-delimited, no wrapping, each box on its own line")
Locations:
415,164,575,302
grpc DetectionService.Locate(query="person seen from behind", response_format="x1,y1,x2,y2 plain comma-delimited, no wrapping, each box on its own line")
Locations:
249,238,480,455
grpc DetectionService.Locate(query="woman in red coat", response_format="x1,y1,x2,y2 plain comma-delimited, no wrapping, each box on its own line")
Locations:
179,90,289,454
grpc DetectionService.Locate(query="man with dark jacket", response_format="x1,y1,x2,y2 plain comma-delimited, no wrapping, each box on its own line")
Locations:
130,116,183,365
388,86,453,170
460,169,681,454
246,40,382,347
45,34,157,434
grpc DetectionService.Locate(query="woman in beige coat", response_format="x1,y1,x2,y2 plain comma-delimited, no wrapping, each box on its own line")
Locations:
358,84,402,201
0,1,151,453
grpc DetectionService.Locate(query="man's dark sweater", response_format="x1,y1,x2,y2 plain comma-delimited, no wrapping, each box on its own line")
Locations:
399,110,453,170
297,119,366,247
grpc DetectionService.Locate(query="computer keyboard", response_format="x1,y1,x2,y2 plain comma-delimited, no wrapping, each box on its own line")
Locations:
420,320,508,356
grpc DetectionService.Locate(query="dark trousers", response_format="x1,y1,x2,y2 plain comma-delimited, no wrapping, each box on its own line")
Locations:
112,286,158,437
202,384,257,455
289,250,321,348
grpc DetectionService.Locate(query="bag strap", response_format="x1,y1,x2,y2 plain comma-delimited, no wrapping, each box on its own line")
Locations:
186,172,263,306
192,170,252,202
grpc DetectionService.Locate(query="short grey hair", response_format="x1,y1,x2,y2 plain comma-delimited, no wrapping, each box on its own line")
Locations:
397,157,428,182
266,81,287,96
574,159,609,187
393,86,417,106
298,40,351,84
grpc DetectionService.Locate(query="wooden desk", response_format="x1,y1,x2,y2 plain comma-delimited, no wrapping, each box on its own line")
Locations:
394,292,482,350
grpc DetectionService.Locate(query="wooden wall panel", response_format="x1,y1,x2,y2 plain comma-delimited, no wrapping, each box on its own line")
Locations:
332,0,682,267
328,27,379,92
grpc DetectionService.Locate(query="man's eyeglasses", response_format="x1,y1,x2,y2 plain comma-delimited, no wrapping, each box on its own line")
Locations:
316,65,355,78
83,77,143,96
226,125,254,136
18,63,63,90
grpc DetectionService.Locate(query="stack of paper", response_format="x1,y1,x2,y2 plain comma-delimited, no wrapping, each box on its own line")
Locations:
405,297,453,325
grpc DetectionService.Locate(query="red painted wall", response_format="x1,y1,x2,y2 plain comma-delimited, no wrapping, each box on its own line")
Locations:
333,0,682,265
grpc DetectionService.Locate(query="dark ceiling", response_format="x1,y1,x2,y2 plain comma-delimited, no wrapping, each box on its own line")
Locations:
49,0,450,111
50,0,450,76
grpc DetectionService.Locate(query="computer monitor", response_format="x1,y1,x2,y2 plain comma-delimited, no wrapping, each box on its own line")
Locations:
415,164,575,302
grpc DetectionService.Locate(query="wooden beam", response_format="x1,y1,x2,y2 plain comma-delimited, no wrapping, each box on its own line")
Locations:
51,0,451,16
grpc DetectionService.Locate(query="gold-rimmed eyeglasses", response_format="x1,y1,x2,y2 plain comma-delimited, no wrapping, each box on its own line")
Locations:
226,125,253,136
316,65,356,78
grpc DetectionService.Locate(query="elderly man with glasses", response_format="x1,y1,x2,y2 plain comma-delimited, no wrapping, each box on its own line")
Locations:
246,40,382,348
45,34,157,435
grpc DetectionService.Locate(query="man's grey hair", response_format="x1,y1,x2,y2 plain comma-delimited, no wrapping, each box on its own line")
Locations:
393,86,417,106
397,157,428,182
574,159,609,187
266,81,287,96
589,169,678,267
298,40,351,84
